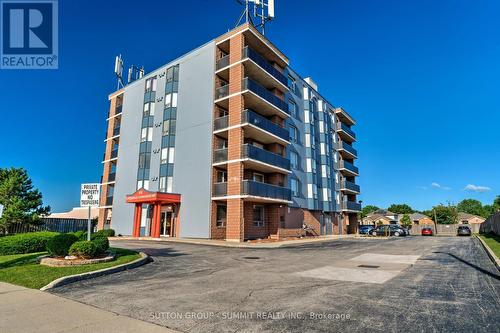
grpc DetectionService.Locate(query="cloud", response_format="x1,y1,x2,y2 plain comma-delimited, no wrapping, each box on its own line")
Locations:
463,184,491,193
430,182,451,190
417,186,428,190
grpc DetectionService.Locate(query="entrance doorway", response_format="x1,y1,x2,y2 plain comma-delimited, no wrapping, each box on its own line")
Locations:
160,207,174,236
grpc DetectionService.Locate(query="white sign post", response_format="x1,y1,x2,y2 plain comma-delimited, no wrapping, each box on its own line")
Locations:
80,184,100,241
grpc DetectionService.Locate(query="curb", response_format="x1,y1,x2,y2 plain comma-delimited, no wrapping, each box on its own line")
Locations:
475,235,500,271
110,235,365,249
40,252,152,291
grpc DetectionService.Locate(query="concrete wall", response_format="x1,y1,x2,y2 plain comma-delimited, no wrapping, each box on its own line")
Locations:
173,42,215,238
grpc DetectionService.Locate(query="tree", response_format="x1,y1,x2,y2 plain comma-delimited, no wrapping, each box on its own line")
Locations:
0,168,50,233
387,204,413,214
400,214,412,229
457,199,486,218
432,204,458,225
361,205,379,218
494,196,500,213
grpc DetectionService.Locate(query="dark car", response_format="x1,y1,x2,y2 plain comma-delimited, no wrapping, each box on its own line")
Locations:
457,225,471,236
421,227,433,236
370,224,407,237
359,225,374,235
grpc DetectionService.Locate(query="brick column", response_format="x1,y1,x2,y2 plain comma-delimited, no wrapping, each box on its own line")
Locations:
226,33,245,242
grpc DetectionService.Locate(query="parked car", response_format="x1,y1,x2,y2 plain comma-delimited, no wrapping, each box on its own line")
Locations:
421,227,433,236
457,225,471,236
359,225,374,235
370,224,407,237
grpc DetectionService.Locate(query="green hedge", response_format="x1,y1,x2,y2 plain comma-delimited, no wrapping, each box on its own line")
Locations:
92,236,110,254
46,233,78,257
0,232,59,255
92,229,115,239
69,241,98,259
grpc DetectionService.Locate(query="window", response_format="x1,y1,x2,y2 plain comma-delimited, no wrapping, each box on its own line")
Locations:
216,205,227,227
320,142,326,155
253,172,264,183
323,188,328,201
217,170,227,183
168,148,175,164
253,205,264,227
287,75,295,92
290,151,299,169
291,179,300,197
145,77,157,92
166,177,173,192
307,184,313,198
159,176,166,192
165,94,172,108
163,120,170,136
304,110,310,123
319,121,325,133
289,126,298,143
161,148,168,164
321,165,327,178
141,127,152,142
305,134,311,148
288,100,297,118
306,158,312,172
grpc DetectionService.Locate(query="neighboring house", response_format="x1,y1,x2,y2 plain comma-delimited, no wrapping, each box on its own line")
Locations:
49,207,99,219
396,213,434,226
457,212,485,225
362,212,396,226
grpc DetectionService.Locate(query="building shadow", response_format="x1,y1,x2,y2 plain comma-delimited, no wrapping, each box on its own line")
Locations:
433,251,500,281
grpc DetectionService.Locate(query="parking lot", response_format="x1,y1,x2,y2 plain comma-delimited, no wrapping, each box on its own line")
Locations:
52,237,500,332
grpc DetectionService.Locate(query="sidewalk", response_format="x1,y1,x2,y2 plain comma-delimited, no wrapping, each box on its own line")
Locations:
111,234,365,248
0,282,176,333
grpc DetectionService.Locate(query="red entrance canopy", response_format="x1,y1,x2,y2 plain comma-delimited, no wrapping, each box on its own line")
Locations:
126,188,181,204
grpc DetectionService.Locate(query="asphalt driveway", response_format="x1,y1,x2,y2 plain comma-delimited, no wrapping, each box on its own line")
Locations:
52,237,500,333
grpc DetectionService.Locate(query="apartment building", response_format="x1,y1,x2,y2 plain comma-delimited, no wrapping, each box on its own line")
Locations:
97,23,360,241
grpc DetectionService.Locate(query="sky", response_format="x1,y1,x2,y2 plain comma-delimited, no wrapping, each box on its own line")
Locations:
0,0,499,213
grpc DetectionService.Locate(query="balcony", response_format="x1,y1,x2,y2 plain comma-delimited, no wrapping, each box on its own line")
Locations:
110,149,118,159
243,78,288,117
338,142,357,159
213,182,227,196
341,200,361,212
112,126,120,137
242,109,289,144
241,180,291,202
243,46,288,88
339,160,359,176
213,148,228,163
242,144,290,171
214,85,229,100
340,180,360,194
115,104,122,116
336,122,356,141
105,196,114,206
335,107,355,126
213,116,229,131
216,54,229,70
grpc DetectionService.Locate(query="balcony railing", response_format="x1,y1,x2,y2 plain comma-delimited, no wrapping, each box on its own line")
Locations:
242,144,290,170
242,109,289,141
339,160,358,174
241,180,291,201
243,46,287,87
216,54,230,70
214,115,229,131
213,148,228,163
340,180,360,193
213,182,227,196
110,149,118,159
108,172,116,182
243,78,288,114
105,196,114,206
342,200,361,212
215,85,229,100
115,104,122,116
112,126,120,136
339,142,357,157
337,122,356,139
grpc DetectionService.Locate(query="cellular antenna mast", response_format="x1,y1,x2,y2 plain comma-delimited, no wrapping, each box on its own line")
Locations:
235,0,275,35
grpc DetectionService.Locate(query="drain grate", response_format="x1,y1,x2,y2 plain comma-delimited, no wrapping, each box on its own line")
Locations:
243,256,260,260
357,264,380,269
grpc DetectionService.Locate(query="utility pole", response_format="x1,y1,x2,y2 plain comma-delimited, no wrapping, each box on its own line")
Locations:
434,209,438,235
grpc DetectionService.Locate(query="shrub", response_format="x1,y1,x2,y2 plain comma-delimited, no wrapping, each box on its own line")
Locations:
71,231,87,241
0,232,59,255
46,233,78,257
92,229,115,239
92,236,109,255
69,241,98,259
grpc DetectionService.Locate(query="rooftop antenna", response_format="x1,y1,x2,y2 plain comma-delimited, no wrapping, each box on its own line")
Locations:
235,0,275,35
114,55,124,90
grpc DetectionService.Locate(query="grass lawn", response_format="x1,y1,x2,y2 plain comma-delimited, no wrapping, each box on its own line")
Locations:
479,234,500,258
0,248,140,289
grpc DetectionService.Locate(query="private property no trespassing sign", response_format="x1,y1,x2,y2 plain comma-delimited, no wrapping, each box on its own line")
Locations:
80,183,100,207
